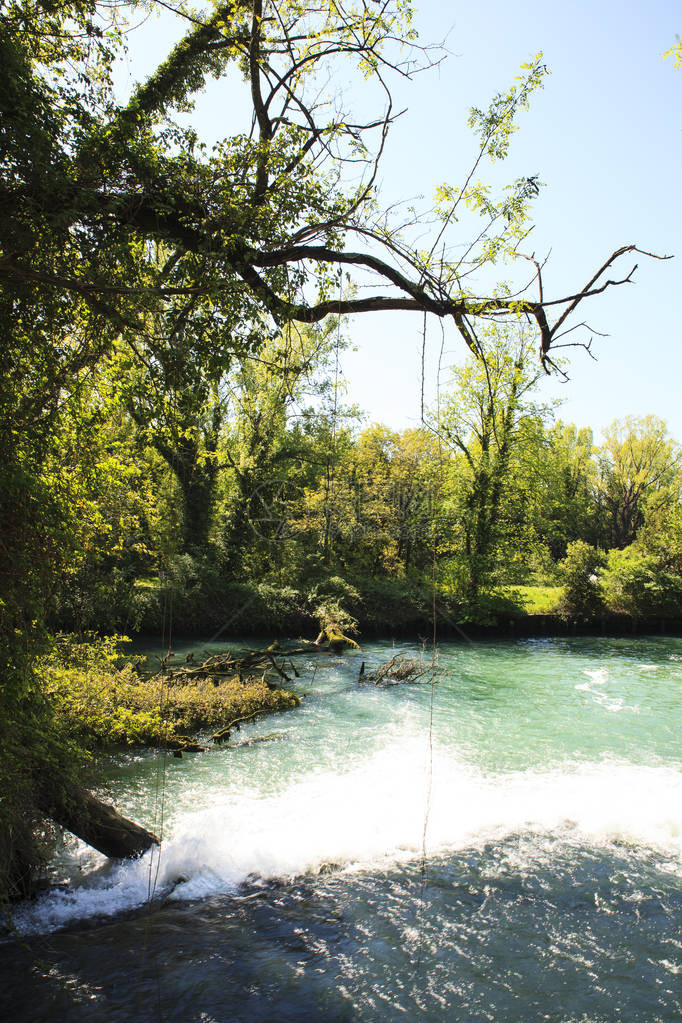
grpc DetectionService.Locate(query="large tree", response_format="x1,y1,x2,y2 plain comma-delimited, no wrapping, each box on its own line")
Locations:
597,416,681,549
2,1,657,370
438,324,543,605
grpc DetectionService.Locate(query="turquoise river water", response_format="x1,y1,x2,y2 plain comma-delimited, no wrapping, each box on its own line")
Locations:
1,636,681,1021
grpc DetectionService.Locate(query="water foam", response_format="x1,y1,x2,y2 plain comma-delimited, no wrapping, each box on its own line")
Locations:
575,667,637,713
14,737,682,934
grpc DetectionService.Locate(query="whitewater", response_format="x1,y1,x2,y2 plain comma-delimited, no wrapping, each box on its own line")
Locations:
4,636,681,1022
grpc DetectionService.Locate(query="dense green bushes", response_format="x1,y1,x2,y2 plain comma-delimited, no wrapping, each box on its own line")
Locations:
558,542,606,620
602,547,682,619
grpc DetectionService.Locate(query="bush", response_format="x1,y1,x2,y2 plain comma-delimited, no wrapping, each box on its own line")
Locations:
558,541,605,620
602,546,682,618
350,576,430,632
307,576,361,635
39,634,299,748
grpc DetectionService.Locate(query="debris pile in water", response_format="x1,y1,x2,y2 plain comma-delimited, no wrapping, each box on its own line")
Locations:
359,654,436,686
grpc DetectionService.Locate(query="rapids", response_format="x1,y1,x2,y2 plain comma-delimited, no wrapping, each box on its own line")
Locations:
2,636,681,1021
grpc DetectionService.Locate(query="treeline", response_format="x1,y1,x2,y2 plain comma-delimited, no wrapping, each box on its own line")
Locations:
49,323,682,635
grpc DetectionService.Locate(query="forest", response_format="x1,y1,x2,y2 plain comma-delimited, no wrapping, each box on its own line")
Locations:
0,0,678,909
40,321,682,638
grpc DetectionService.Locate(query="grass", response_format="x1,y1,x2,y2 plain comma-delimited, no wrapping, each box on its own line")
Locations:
504,585,563,615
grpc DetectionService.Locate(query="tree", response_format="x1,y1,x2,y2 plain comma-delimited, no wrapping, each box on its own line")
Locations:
218,319,347,576
1,0,660,659
509,418,599,566
327,424,439,578
438,323,543,605
596,416,681,549
2,2,656,378
114,336,224,555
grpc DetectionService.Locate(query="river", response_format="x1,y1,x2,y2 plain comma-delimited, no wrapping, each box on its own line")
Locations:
2,636,681,1021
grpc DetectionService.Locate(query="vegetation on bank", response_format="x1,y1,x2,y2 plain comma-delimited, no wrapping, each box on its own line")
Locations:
0,634,300,901
41,635,300,750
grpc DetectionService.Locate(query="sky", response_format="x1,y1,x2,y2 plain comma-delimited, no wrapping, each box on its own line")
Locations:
116,0,682,441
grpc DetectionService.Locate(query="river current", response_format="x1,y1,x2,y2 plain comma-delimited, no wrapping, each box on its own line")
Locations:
2,636,681,1021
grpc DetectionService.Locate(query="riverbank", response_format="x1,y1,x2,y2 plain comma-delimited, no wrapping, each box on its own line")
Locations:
120,585,682,638
119,577,682,642
52,570,682,644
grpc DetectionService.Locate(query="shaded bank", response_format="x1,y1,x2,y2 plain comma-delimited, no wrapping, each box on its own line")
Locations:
76,576,682,643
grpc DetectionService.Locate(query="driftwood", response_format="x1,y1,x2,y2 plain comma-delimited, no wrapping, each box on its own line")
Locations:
45,787,159,859
212,708,272,743
168,736,207,756
156,632,359,687
158,641,325,686
360,655,434,687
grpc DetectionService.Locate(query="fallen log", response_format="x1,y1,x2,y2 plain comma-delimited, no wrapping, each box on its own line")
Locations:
155,639,345,685
44,787,159,860
212,707,271,743
158,651,287,684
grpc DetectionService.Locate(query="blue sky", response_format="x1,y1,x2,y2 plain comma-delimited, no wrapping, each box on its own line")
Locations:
117,0,682,441
342,0,682,440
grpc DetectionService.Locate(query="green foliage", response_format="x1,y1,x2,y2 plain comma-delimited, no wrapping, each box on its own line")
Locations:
0,699,75,903
509,419,599,562
308,576,361,636
438,322,544,608
2,0,681,900
508,585,563,615
602,546,682,619
597,416,681,550
664,39,682,69
433,55,547,278
354,577,432,632
558,541,605,620
40,634,299,748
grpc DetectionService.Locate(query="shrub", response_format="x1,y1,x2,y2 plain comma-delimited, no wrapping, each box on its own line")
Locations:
602,546,682,618
307,576,361,636
558,541,605,620
39,634,299,748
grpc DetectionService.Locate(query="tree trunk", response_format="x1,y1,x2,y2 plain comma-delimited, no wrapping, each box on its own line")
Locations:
45,787,159,859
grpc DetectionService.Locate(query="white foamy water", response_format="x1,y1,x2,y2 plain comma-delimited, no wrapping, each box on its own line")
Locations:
14,735,682,935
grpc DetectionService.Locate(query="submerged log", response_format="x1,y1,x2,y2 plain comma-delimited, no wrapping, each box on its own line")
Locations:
46,788,159,859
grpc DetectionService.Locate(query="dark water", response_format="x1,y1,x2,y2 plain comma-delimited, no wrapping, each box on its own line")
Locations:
3,841,680,1022
2,637,681,1020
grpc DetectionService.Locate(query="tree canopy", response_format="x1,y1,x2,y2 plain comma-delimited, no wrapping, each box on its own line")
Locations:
2,0,661,384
